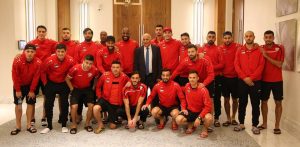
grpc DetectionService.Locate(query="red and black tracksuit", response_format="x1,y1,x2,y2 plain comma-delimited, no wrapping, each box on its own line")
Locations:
116,39,139,75
96,47,122,74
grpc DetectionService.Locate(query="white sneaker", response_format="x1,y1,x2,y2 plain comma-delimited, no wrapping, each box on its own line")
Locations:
40,128,51,134
62,127,68,133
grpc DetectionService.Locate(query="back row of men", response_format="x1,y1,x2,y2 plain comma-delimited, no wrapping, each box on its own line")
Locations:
10,25,284,138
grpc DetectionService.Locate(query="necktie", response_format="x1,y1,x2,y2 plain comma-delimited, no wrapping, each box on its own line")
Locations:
145,47,149,75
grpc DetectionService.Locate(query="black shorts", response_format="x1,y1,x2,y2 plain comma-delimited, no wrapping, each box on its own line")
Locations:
261,81,283,101
206,81,215,98
95,98,125,123
13,85,39,105
70,87,95,105
158,105,179,117
179,109,200,122
222,77,238,98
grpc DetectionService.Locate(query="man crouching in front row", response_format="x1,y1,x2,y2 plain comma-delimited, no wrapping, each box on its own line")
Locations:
176,70,213,138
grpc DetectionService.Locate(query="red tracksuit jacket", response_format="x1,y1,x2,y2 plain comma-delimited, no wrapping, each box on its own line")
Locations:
67,64,99,89
219,42,241,78
234,44,265,81
28,38,58,62
158,38,181,72
12,54,42,92
96,47,122,74
74,41,100,64
116,39,139,74
60,40,78,58
123,82,147,107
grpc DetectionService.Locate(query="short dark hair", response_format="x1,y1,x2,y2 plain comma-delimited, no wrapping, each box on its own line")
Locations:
161,68,171,75
84,54,94,61
264,30,274,36
155,24,164,29
111,60,121,66
188,70,199,76
56,44,67,51
62,27,70,31
187,44,198,51
207,31,216,35
223,31,232,37
181,32,190,38
106,36,115,43
83,28,93,35
37,25,47,31
131,71,140,77
24,44,36,51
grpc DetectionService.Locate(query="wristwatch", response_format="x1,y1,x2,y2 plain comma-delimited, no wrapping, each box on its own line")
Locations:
197,116,202,121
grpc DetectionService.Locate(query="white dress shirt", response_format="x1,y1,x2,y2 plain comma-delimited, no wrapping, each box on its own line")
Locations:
144,45,153,73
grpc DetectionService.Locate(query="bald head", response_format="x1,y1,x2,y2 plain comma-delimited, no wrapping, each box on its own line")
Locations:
143,33,152,47
244,31,255,45
100,31,107,43
122,27,130,41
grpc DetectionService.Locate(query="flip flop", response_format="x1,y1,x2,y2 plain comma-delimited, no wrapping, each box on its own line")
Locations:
11,129,21,135
222,121,231,127
258,125,266,130
214,120,221,127
234,126,245,132
252,127,260,135
84,126,93,132
207,127,213,132
273,129,281,134
185,127,196,134
136,121,145,129
157,124,165,129
231,120,238,125
171,123,178,130
27,127,37,133
94,127,104,134
70,128,77,134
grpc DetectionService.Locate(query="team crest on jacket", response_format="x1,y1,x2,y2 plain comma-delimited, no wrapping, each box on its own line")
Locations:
88,73,92,78
82,47,87,52
103,54,107,58
54,64,59,68
275,47,279,51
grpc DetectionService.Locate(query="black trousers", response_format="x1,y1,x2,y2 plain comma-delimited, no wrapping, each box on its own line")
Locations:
144,73,158,107
214,75,222,120
238,79,261,127
44,81,70,129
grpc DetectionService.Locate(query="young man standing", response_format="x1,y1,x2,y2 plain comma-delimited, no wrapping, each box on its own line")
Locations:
11,44,41,135
66,55,99,134
60,27,77,58
234,31,265,135
218,31,240,126
177,32,192,86
150,24,164,46
141,69,186,130
40,44,75,134
176,71,213,138
93,61,129,133
123,72,149,130
259,30,285,134
116,27,139,75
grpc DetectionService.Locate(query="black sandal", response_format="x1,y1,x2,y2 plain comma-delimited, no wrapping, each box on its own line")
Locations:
11,129,21,135
70,128,77,134
136,121,144,129
214,120,221,127
84,126,93,132
274,129,281,134
27,127,37,133
222,121,231,127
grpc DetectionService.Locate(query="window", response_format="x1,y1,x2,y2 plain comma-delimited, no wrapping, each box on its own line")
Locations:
26,0,36,41
80,0,89,41
193,0,204,45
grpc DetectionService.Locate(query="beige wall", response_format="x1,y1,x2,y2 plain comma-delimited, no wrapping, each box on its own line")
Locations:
244,0,300,139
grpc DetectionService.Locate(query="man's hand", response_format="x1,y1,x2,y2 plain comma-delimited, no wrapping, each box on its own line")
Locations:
198,53,205,58
28,92,35,99
243,77,254,86
141,105,148,111
16,92,22,98
182,110,188,115
198,83,205,88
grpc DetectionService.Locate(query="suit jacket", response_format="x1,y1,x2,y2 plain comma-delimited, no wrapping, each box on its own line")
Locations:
134,45,162,83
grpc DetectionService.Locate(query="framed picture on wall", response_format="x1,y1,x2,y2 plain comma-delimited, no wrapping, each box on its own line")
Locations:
18,40,26,50
276,19,297,71
276,0,298,17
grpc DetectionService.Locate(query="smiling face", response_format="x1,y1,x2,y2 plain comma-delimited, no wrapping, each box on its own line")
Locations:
122,28,130,41
188,72,199,86
56,48,66,61
188,47,197,61
223,35,233,46
264,33,274,45
131,73,140,86
244,31,255,45
24,49,36,62
37,28,47,40
163,31,172,41
161,70,171,83
111,63,121,76
181,35,190,46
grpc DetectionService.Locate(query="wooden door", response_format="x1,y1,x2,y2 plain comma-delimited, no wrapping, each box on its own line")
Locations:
232,0,244,44
57,0,70,41
142,0,171,38
113,0,142,43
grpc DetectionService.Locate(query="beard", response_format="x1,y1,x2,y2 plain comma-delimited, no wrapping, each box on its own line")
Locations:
85,37,92,42
122,36,129,41
208,40,214,45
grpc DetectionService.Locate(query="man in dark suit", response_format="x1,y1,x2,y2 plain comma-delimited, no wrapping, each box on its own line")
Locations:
134,33,162,90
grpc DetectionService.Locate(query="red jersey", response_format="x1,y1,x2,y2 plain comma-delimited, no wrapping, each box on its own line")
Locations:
158,38,181,72
179,45,188,62
41,54,75,84
151,37,164,46
60,40,77,58
171,56,214,86
28,38,58,62
183,83,212,118
116,39,138,74
234,44,265,81
67,64,99,89
123,83,147,107
146,81,186,109
219,43,241,78
96,47,122,74
12,54,42,92
261,44,284,82
74,41,100,64
198,44,224,75
96,72,129,106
